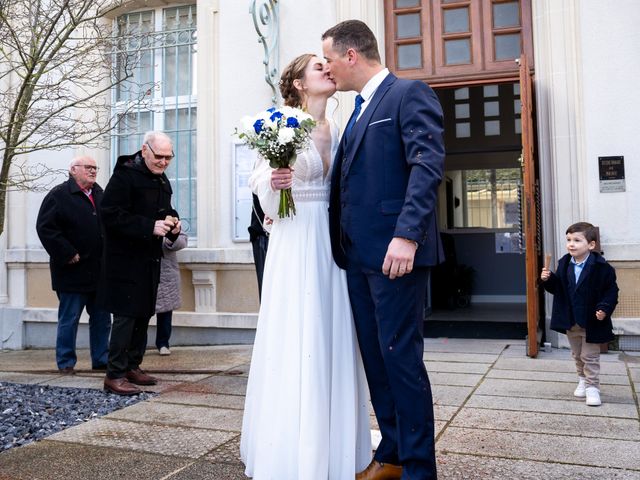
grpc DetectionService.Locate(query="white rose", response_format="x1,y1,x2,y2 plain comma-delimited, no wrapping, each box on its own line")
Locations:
264,119,278,130
256,111,271,124
280,106,296,118
277,127,295,144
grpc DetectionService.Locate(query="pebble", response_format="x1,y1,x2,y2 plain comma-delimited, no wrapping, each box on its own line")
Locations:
0,381,154,453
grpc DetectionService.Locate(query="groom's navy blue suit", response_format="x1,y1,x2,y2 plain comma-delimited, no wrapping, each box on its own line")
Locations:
330,72,444,479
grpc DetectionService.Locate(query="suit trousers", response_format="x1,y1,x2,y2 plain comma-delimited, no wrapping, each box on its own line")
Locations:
566,324,601,388
106,314,151,379
346,264,437,480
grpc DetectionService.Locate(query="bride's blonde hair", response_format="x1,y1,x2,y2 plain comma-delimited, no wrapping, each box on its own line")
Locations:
279,53,315,108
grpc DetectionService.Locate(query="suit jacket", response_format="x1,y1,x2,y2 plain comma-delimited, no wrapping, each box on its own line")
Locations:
329,72,445,271
36,177,104,293
543,252,618,343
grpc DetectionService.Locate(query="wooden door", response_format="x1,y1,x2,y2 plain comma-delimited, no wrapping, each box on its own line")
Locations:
519,54,540,357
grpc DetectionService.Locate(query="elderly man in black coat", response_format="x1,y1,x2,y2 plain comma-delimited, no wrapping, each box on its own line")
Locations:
36,156,111,374
101,131,181,395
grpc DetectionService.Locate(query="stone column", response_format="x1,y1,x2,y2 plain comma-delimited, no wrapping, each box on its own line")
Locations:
196,0,220,248
532,0,587,256
532,0,586,345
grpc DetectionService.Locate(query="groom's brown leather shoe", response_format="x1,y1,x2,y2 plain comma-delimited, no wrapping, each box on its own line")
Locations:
356,460,402,480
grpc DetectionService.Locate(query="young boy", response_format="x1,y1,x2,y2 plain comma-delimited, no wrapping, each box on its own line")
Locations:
540,222,618,406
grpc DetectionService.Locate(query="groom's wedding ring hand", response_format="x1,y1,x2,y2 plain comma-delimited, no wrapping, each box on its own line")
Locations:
271,168,293,191
383,237,417,280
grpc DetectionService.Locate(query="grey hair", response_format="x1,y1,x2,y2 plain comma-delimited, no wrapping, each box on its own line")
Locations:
143,131,173,147
68,155,93,172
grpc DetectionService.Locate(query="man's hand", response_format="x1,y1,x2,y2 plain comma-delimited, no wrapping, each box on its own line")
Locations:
382,237,418,279
170,219,182,235
153,220,170,237
68,253,80,264
595,309,606,321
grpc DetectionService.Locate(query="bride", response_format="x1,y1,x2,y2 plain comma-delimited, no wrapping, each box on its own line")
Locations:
240,54,372,479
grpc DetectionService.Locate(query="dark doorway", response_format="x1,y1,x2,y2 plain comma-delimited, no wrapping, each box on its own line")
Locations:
425,81,527,339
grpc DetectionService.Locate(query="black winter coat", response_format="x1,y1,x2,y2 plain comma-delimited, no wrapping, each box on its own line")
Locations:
36,177,104,293
543,252,618,343
100,151,179,318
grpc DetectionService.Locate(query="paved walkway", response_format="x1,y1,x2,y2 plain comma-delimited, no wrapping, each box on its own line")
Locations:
0,339,639,479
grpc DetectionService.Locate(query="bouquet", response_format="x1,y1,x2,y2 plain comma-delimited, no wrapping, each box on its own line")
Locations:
237,106,315,218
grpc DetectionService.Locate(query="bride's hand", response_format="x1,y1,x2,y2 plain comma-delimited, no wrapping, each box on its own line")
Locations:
271,168,293,191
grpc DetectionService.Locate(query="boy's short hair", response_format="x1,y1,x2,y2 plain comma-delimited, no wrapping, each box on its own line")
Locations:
566,222,598,243
322,20,381,63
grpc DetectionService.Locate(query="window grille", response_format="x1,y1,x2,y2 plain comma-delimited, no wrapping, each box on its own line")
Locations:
111,5,198,237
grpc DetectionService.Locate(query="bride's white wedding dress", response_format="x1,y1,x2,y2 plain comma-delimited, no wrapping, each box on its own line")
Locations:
240,121,372,479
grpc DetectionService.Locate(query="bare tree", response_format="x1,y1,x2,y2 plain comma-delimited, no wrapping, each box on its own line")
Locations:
0,0,152,236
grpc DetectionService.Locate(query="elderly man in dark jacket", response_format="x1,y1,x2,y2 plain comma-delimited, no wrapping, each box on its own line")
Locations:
36,156,111,374
101,131,181,395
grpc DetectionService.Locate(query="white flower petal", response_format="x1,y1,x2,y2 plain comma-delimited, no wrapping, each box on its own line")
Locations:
277,128,296,144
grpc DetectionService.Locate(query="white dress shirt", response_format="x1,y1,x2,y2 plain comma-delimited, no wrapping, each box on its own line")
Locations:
355,67,390,122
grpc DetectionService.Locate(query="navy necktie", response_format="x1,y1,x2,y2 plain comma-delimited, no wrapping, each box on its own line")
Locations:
344,94,364,140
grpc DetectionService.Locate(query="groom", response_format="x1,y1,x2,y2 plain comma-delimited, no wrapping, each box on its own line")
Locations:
323,20,444,480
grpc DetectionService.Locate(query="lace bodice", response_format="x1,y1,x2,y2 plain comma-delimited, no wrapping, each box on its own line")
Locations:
249,120,339,217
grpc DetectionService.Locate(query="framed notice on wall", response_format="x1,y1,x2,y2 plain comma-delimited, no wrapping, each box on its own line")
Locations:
232,141,257,242
598,156,625,193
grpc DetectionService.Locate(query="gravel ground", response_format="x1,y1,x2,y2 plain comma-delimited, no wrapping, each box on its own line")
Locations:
0,381,154,453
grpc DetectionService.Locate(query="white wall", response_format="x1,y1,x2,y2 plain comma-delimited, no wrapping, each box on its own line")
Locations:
579,0,640,260
210,0,339,248
534,0,640,262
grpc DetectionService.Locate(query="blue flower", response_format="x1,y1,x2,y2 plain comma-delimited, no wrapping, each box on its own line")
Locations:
270,111,283,122
266,107,276,113
253,119,265,134
286,117,299,128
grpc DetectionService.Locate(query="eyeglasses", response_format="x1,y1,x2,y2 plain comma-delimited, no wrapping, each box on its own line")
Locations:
74,164,99,172
145,142,175,162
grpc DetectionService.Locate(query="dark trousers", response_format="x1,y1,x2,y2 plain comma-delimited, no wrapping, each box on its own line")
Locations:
106,314,151,379
346,265,437,480
155,311,172,349
251,235,269,300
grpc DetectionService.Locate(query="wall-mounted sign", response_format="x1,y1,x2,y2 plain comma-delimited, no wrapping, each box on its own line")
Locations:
598,156,625,193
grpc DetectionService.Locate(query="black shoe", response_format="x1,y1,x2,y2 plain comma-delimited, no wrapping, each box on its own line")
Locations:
92,364,108,371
